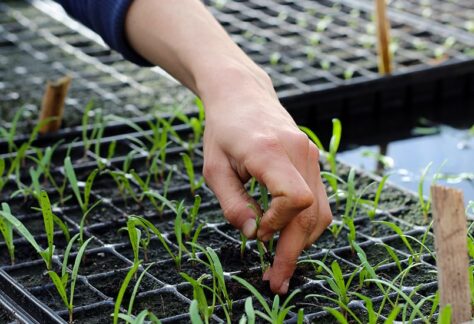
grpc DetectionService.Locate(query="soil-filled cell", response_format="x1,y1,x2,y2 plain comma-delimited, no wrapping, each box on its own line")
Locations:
134,291,188,318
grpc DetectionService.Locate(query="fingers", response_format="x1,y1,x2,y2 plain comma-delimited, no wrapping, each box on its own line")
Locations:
244,137,314,241
203,152,260,239
264,142,332,294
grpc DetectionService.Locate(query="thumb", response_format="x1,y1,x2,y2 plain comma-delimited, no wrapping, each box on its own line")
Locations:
203,158,260,239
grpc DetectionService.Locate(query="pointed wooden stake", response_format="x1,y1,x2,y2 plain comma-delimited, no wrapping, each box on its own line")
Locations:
375,0,392,75
431,184,471,323
38,75,72,134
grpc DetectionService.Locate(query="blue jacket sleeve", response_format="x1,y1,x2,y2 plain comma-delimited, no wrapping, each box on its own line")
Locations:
56,0,152,66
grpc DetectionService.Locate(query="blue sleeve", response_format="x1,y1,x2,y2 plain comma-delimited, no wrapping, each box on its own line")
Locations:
56,0,152,66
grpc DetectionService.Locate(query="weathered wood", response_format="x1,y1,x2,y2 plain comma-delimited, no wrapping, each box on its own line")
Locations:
38,75,72,134
431,184,471,323
375,0,392,75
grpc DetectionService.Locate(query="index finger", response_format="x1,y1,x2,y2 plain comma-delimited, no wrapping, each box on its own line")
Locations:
265,216,309,294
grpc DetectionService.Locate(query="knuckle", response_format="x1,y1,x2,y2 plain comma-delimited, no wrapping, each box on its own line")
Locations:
320,208,333,228
308,142,320,161
202,161,218,183
254,135,281,152
296,213,316,233
289,189,314,210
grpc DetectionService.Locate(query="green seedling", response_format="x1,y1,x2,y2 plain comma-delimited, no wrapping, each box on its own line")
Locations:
0,191,56,270
64,157,100,213
48,234,93,324
127,213,183,269
247,203,270,274
374,221,433,264
113,262,157,324
269,52,281,66
174,98,205,154
81,101,105,159
185,275,215,324
232,275,300,323
181,153,205,195
418,162,432,221
367,175,389,219
117,311,161,324
0,158,6,194
303,260,357,315
0,203,15,265
181,195,202,241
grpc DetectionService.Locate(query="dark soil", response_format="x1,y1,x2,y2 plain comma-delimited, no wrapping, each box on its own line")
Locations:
0,305,15,323
60,303,114,324
65,204,125,225
168,227,234,251
148,258,209,285
377,263,437,287
381,232,435,256
218,242,260,273
217,223,241,240
0,240,43,265
227,267,307,301
116,238,176,264
68,250,129,276
309,305,370,323
354,215,415,239
32,282,104,311
133,291,188,318
5,261,60,288
88,270,162,305
305,226,368,254
290,283,338,315
334,243,406,268
298,253,356,279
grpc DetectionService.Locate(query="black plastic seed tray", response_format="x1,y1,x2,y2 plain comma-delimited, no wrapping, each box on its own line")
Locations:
0,0,195,135
0,114,445,322
2,0,473,142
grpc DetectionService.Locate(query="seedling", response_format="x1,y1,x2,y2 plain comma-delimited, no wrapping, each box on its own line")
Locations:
64,157,101,244
0,203,15,265
113,262,156,324
48,234,93,323
374,220,434,263
232,275,300,323
269,52,281,66
126,212,183,269
0,191,56,270
175,98,205,154
418,162,432,221
367,175,389,220
187,243,232,323
303,260,357,316
181,152,205,195
185,274,216,324
81,100,105,159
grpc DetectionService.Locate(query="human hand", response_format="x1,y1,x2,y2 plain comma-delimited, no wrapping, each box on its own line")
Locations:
201,66,333,295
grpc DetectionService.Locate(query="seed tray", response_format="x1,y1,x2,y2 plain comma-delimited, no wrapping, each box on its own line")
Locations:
2,0,474,146
0,116,450,323
0,0,195,134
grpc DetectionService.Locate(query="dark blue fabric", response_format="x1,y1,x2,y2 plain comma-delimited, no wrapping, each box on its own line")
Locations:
56,0,152,66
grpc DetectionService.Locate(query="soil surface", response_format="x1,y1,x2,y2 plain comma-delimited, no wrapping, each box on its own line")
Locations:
134,291,188,318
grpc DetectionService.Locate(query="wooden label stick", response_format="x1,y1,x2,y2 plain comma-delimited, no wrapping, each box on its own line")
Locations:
38,75,72,134
375,0,393,75
431,184,471,323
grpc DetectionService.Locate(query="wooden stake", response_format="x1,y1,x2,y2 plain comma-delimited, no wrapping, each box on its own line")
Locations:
375,0,392,75
38,75,72,134
431,185,471,323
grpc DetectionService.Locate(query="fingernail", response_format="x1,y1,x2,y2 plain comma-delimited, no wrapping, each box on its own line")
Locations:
262,270,270,281
242,219,257,238
279,279,290,295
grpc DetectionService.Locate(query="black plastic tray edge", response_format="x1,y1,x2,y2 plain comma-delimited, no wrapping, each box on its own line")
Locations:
0,269,66,323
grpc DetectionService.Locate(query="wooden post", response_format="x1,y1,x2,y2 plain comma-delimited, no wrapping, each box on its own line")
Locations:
375,0,392,75
38,75,72,134
431,184,471,323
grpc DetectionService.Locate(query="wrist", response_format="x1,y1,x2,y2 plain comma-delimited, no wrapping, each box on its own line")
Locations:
195,58,275,109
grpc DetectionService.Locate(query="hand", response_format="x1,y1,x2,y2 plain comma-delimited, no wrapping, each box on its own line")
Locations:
201,67,332,295
125,0,332,294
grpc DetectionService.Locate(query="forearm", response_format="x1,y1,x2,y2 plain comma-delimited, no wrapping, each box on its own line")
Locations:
124,0,275,106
